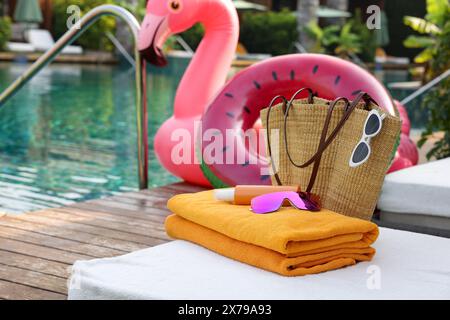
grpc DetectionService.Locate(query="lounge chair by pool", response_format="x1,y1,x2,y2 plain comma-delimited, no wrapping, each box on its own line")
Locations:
378,158,450,237
6,41,35,53
24,29,83,55
68,229,450,299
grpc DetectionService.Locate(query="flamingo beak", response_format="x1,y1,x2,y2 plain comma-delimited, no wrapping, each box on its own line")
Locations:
138,13,171,66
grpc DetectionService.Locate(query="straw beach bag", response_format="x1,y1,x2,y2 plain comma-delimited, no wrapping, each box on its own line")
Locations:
260,88,401,220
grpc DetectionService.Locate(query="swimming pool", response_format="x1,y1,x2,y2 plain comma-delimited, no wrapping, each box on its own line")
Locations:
0,58,191,214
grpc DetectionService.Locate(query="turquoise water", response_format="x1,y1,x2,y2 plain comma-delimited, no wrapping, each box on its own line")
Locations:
0,58,191,214
374,69,427,129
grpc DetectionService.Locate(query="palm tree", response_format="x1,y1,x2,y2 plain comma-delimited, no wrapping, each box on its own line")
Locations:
297,0,320,51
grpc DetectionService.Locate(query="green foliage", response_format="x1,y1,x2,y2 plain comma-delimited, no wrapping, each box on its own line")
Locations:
350,9,377,62
51,0,201,53
334,23,362,57
52,0,117,51
403,35,436,48
115,0,147,21
179,23,204,50
425,0,449,26
417,16,450,160
239,9,298,56
408,0,450,160
0,2,5,16
403,16,441,35
304,22,339,53
403,0,449,64
0,16,12,51
160,23,204,52
304,20,362,59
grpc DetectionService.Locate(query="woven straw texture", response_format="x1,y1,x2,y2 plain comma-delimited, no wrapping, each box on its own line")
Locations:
261,97,401,220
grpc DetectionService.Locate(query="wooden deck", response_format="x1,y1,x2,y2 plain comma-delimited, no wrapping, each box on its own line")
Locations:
0,182,206,300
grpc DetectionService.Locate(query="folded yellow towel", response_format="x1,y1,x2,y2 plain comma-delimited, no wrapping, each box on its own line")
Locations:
165,190,379,276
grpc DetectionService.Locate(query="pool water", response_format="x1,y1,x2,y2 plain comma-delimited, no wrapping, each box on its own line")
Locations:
0,58,191,214
373,69,427,129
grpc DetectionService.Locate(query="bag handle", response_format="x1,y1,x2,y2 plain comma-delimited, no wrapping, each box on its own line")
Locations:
265,95,289,186
265,88,315,186
265,90,373,191
302,97,350,192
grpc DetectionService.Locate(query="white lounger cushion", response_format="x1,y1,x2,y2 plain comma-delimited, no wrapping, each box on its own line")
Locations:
25,29,83,55
378,158,450,218
6,42,35,53
68,228,450,300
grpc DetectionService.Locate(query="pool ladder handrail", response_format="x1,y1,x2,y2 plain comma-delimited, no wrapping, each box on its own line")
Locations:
400,69,450,105
0,5,149,190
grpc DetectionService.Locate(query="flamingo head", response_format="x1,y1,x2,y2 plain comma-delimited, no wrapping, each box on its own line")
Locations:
138,0,201,66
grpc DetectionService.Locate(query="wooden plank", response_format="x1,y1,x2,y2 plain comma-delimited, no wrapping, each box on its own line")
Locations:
67,201,168,222
127,183,205,199
53,207,165,229
27,210,168,238
29,209,168,237
161,182,207,193
103,193,172,210
0,250,69,278
137,187,196,199
0,237,91,264
0,216,146,253
0,226,123,258
9,213,165,246
72,198,170,217
0,182,201,300
0,264,67,294
0,280,65,300
119,190,172,201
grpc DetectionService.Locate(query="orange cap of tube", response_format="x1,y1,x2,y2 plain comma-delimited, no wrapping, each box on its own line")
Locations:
233,185,300,205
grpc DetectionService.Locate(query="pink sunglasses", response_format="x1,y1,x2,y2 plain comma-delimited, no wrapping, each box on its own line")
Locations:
250,191,320,214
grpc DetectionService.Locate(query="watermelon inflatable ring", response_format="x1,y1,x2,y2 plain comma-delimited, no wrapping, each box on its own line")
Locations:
201,54,401,187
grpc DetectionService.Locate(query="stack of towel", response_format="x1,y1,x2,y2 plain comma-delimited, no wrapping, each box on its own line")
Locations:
165,190,379,276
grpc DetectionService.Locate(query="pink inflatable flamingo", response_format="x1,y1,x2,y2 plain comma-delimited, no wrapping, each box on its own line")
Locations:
138,0,417,187
139,0,238,186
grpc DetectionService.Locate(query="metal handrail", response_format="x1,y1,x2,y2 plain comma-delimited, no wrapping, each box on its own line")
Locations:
105,31,136,67
400,69,450,105
0,5,149,189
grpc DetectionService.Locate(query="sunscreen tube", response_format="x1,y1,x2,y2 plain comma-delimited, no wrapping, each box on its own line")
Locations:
214,185,300,205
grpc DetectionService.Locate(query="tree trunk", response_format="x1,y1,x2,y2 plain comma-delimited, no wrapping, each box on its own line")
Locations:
297,0,320,51
40,0,52,30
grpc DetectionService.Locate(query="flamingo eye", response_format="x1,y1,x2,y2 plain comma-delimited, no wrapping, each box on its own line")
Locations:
168,0,182,12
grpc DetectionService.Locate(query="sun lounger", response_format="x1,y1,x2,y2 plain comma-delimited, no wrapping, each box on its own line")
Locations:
6,41,36,53
25,29,83,55
68,228,450,300
377,158,450,237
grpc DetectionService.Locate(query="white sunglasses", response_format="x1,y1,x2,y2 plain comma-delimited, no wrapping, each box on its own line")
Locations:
349,109,386,168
